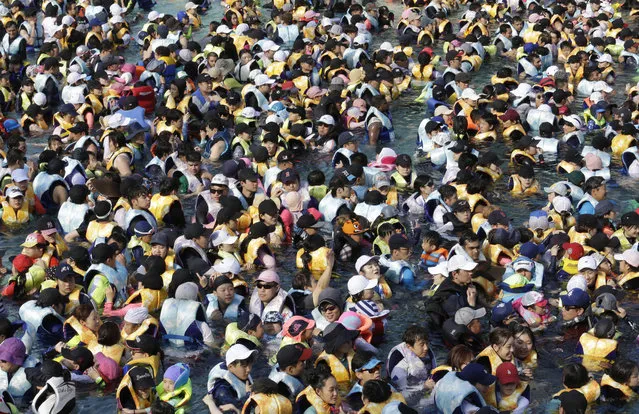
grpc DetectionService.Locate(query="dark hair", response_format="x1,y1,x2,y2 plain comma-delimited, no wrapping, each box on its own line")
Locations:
446,344,474,371
439,184,457,201
414,174,434,190
251,378,282,395
351,350,376,371
563,363,589,388
186,151,202,163
489,327,513,346
150,400,175,414
73,304,95,322
510,323,536,351
403,325,429,346
159,177,180,196
460,231,480,247
362,380,392,403
98,321,122,346
421,230,441,246
308,170,326,186
0,317,16,339
305,365,335,390
154,139,173,158
292,271,313,290
377,222,394,238
609,359,638,385
127,185,150,201
583,176,605,195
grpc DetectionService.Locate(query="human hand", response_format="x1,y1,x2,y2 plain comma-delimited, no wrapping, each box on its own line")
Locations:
105,285,116,303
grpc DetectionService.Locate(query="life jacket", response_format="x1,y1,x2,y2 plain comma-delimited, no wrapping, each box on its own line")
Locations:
434,370,486,414
85,220,116,243
484,242,516,265
243,390,293,413
19,300,65,339
222,322,261,352
116,371,153,412
518,57,539,79
63,315,98,348
600,374,637,401
475,166,501,183
296,385,340,414
618,272,639,290
160,298,206,346
124,355,161,381
476,346,504,406
248,286,294,320
612,228,633,251
364,106,395,143
85,262,129,307
205,293,244,321
33,172,68,207
493,34,513,51
497,382,528,411
378,254,413,286
91,342,125,365
503,123,526,140
243,237,269,266
121,316,160,344
359,392,406,414
576,193,599,215
390,171,415,192
124,288,166,313
411,64,434,81
315,351,355,395
553,379,601,404
231,136,252,157
509,175,539,195
580,167,610,182
454,99,479,130
1,200,29,225
124,208,158,235
157,367,192,410
611,134,635,157
583,110,607,129
57,201,89,235
31,376,76,414
268,367,305,399
296,246,331,272
578,332,617,372
207,362,252,399
129,86,155,114
106,146,134,171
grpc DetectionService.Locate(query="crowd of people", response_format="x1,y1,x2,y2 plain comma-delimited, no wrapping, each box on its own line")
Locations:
0,0,637,412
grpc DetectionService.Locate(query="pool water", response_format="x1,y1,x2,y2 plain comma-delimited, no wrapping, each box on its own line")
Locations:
8,0,639,412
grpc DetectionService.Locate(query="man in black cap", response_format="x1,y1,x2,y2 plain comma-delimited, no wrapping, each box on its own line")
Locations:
117,365,156,410
232,168,260,209
19,287,68,343
264,150,294,190
332,132,358,168
51,261,92,315
174,223,212,273
268,343,313,399
35,57,62,107
294,213,323,245
33,157,68,215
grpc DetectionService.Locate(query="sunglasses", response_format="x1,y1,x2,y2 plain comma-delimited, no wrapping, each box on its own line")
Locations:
364,365,382,373
211,189,225,194
320,304,337,313
256,283,277,290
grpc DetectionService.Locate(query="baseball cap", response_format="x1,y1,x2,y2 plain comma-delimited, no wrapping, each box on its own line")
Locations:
210,230,238,247
562,243,585,260
428,262,448,277
354,357,383,372
560,288,590,308
276,343,313,369
452,200,471,212
577,256,597,271
184,223,211,239
395,154,412,167
297,214,322,229
614,249,639,267
447,255,477,272
496,362,520,385
237,168,259,182
5,186,23,199
338,132,356,147
460,88,480,101
355,255,378,273
458,362,496,386
226,343,258,365
488,210,509,226
553,196,574,213
61,346,94,371
621,212,639,227
347,275,378,296
342,220,367,235
283,316,315,340
519,242,544,259
323,322,359,354
317,115,335,125
434,106,453,117
277,150,295,164
454,307,487,326
491,301,515,324
0,338,26,366
56,262,80,280
210,174,229,187
10,168,28,183
128,366,155,389
132,334,161,355
213,257,241,275
513,260,534,273
544,182,568,196
388,234,410,250
21,232,46,247
520,291,547,307
254,74,275,86
257,270,280,284
499,109,520,122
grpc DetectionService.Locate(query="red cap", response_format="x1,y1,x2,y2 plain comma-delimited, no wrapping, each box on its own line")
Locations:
12,254,33,273
496,362,520,385
499,109,520,122
562,242,585,260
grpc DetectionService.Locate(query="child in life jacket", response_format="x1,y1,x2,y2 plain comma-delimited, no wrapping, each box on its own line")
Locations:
419,230,448,270
2,253,44,298
307,170,328,202
262,312,284,361
372,222,393,256
600,359,639,405
576,318,618,372
553,363,601,405
512,291,556,332
156,363,191,413
222,311,264,353
127,221,155,267
0,186,32,226
117,365,157,412
495,362,530,413
207,344,257,411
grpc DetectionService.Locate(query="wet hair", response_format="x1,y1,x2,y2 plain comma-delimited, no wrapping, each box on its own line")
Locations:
377,222,394,238
292,271,313,290
352,350,377,371
150,400,175,414
446,344,474,371
159,176,180,196
0,318,16,339
73,304,95,322
403,325,429,347
414,174,434,190
300,234,325,271
127,185,150,201
460,231,480,247
186,151,201,163
98,321,122,346
609,359,639,385
489,327,513,346
584,176,605,195
439,184,457,201
562,363,589,388
307,170,325,186
251,378,282,395
421,230,441,246
510,323,536,351
305,364,335,390
363,380,392,403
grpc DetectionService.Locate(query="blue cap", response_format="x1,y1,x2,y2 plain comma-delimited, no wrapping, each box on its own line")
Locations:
56,261,79,280
491,301,515,324
561,288,590,308
457,362,496,386
523,43,536,54
355,358,383,372
519,242,544,259
134,221,154,236
269,101,285,112
89,18,102,27
3,119,19,133
177,11,187,21
59,104,78,116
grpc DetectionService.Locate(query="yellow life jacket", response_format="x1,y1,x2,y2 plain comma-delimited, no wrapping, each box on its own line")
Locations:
53,114,73,137
554,379,601,404
87,94,104,115
519,350,538,371
557,160,579,174
127,236,152,256
568,227,590,245
417,29,434,46
461,55,483,72
523,31,540,43
503,123,526,140
63,316,98,348
618,272,639,289
467,22,489,37
612,228,633,251
390,171,415,192
476,346,504,406
611,134,635,157
124,288,167,313
578,332,617,372
467,193,489,214
473,275,498,299
484,243,516,265
125,355,161,380
85,220,116,243
113,197,131,214
471,214,487,234
315,351,355,395
149,194,179,226
231,136,252,157
91,342,125,365
359,392,406,414
242,392,293,413
157,378,193,410
295,246,331,272
106,147,133,171
1,200,29,225
85,31,103,46
121,316,160,343
509,175,539,195
116,372,154,412
412,64,434,81
474,130,497,141
243,237,268,265
491,75,519,87
296,386,341,414
265,61,287,78
475,166,501,182
600,374,637,400
498,382,528,411
510,149,536,165
222,322,261,352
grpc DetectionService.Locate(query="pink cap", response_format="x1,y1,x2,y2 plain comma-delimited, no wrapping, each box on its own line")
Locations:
257,270,280,284
585,153,603,170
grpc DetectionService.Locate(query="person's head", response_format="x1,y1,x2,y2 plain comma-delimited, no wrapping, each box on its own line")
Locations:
510,324,535,360
403,325,430,358
610,359,639,387
262,311,284,336
447,255,477,286
306,366,339,406
74,303,101,333
318,288,343,323
584,176,606,201
489,327,514,361
455,307,486,335
562,363,589,389
421,230,441,253
226,344,257,380
457,362,496,394
496,362,520,396
447,344,474,371
356,255,381,280
255,270,280,303
362,379,392,405
212,276,235,306
560,288,590,321
414,174,435,197
237,311,264,339
277,343,312,377
439,184,458,206
128,366,155,400
460,231,481,260
352,350,383,384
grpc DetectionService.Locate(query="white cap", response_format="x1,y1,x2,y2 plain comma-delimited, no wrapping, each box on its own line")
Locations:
185,1,198,9
578,255,598,271
33,92,46,106
273,50,288,62
265,114,283,125
241,107,259,118
236,23,249,36
124,307,149,324
511,83,532,98
521,291,546,307
213,257,241,275
614,249,639,267
447,255,477,272
454,307,486,325
593,81,613,93
379,42,393,52
216,24,232,34
460,88,480,101
109,15,125,24
51,25,64,33
109,3,123,15
5,186,23,199
226,343,258,365
76,45,90,56
10,168,28,183
148,11,163,21
545,65,559,77
353,34,368,45
544,182,568,196
210,230,238,246
261,40,280,51
427,261,448,277
597,53,614,64
513,259,534,272
347,275,378,295
61,15,75,26
210,174,229,187
68,90,85,105
67,72,86,85
432,132,451,146
567,274,587,292
434,106,453,117
106,113,131,129
355,255,378,273
317,115,335,125
589,91,604,104
254,74,275,87
552,196,572,213
562,114,583,129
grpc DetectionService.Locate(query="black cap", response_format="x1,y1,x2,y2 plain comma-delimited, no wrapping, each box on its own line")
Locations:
276,343,313,369
56,262,80,280
516,136,540,149
452,199,471,212
297,214,320,229
36,215,57,233
450,140,468,153
68,122,89,134
61,346,94,371
42,57,62,69
518,164,535,179
277,150,295,164
150,231,170,246
129,366,156,389
425,120,441,133
235,123,254,135
389,233,410,250
38,288,69,307
258,199,279,216
132,334,161,355
395,154,412,167
184,223,210,239
621,211,639,227
323,322,359,354
238,168,259,182
212,275,233,290
337,132,356,147
279,168,299,184
91,243,116,263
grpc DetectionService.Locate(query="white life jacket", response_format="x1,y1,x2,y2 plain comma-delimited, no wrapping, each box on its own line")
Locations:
61,85,86,105
1,34,24,56
69,56,90,75
124,208,158,234
63,157,87,184
160,298,206,346
173,236,209,268
494,34,512,50
276,24,299,50
536,137,559,153
244,86,269,111
576,193,599,212
621,51,639,66
234,60,257,83
205,293,244,321
562,131,585,147
33,172,67,201
434,371,486,414
196,191,222,221
378,254,411,285
343,47,367,69
0,360,37,398
57,200,89,234
332,148,354,167
355,83,380,99
518,57,539,78
526,109,556,132
34,73,58,93
581,167,611,182
556,181,584,202
207,362,252,398
449,242,487,262
318,193,348,222
31,376,76,414
353,203,386,225
72,135,100,152
85,262,129,307
581,146,611,167
269,367,305,398
145,156,166,174
249,288,294,320
365,106,396,141
622,147,639,176
19,300,64,337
